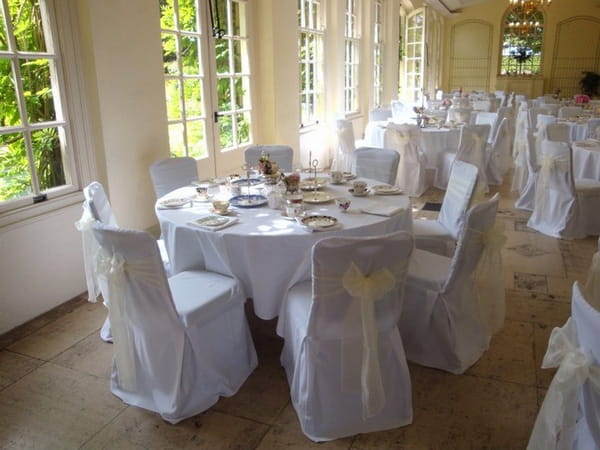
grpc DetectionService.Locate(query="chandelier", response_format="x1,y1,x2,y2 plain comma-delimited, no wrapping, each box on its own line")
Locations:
509,0,551,15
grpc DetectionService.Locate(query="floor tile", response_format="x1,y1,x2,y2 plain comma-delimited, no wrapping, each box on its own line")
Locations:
513,272,548,293
0,350,43,390
51,332,114,380
505,289,571,326
0,363,124,448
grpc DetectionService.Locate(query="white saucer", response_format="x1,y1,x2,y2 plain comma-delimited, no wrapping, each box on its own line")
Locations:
209,208,234,216
348,188,370,197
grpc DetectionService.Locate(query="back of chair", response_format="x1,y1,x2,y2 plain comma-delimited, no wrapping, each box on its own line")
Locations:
92,223,184,390
447,107,473,124
369,107,392,122
490,118,512,174
352,147,400,185
455,124,490,188
529,107,553,130
336,119,357,155
83,181,118,226
546,123,571,143
150,157,199,199
474,112,499,142
444,193,500,294
245,145,294,172
558,106,583,119
471,100,491,112
306,231,414,340
438,160,479,239
391,100,409,122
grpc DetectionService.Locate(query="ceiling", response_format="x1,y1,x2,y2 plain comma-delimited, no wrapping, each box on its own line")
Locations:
420,0,600,16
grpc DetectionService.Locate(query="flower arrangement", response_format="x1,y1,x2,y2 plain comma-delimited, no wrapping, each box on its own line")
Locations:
574,94,591,104
441,97,453,109
258,152,273,175
281,172,300,192
413,105,425,115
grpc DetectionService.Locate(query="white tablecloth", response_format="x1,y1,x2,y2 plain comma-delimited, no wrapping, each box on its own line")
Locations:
156,180,413,319
573,140,600,180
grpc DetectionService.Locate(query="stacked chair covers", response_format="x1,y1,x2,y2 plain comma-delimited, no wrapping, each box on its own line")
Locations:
385,123,427,196
399,194,505,374
92,223,257,424
413,160,478,257
244,145,294,172
149,157,199,199
352,147,400,185
276,232,414,441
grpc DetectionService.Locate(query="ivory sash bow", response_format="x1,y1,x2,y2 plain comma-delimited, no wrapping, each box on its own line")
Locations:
341,263,397,419
535,154,570,213
74,206,101,302
527,318,600,450
473,221,507,335
96,249,162,392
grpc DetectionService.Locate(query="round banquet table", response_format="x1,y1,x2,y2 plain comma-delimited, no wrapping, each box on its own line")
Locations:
156,179,413,320
572,140,600,180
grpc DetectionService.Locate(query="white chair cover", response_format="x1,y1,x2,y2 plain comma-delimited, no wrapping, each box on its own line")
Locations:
92,223,257,424
276,231,414,441
391,100,412,123
527,140,584,239
400,194,505,374
385,124,427,196
558,106,584,119
511,108,531,192
585,238,600,310
486,118,512,185
244,144,294,172
474,112,499,143
352,147,400,185
527,282,600,450
369,107,392,122
529,107,554,132
332,119,356,172
472,100,492,112
546,122,571,143
413,160,478,257
447,107,473,124
149,157,199,199
515,129,539,211
586,118,600,140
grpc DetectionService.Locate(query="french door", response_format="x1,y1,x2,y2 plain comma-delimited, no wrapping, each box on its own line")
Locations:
160,0,252,178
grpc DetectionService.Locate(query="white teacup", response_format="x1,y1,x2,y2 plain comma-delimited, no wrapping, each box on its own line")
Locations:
330,171,343,183
352,181,367,195
286,202,303,218
212,200,230,214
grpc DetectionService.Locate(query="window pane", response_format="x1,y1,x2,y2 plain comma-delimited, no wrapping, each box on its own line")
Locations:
162,32,179,75
11,0,47,52
236,112,251,145
181,35,199,75
160,0,176,30
215,39,230,75
186,120,206,158
178,0,197,32
219,114,233,148
0,132,31,201
232,39,242,73
20,58,56,123
33,127,65,191
0,58,21,127
183,78,203,117
165,79,182,120
218,78,231,110
0,7,7,51
168,123,185,157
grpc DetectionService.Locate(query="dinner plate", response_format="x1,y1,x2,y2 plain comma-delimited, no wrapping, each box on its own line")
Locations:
301,215,338,229
231,178,263,186
158,197,192,208
372,184,403,195
348,188,370,197
230,194,268,208
303,192,335,203
194,215,229,227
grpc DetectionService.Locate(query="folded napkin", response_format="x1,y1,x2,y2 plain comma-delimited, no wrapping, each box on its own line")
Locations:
187,215,238,231
361,205,405,217
157,197,193,209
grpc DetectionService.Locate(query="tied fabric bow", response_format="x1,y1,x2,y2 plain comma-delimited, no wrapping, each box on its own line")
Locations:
96,249,161,392
535,153,570,214
342,263,397,419
473,221,507,335
74,205,101,303
527,318,600,450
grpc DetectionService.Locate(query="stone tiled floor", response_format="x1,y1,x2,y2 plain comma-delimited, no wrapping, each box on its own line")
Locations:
0,171,597,449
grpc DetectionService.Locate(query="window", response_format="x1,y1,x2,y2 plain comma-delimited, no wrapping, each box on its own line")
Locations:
160,0,251,159
501,3,544,75
372,0,384,107
0,0,76,211
298,0,325,127
404,10,424,104
343,0,360,114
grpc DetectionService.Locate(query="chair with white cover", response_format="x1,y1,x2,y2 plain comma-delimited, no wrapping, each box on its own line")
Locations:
276,231,414,441
369,107,392,122
447,107,473,124
545,122,571,143
391,100,412,123
527,140,600,239
514,128,539,211
529,107,554,132
474,111,499,143
558,106,584,119
527,281,600,450
245,145,294,173
92,223,258,424
486,118,512,186
399,194,505,374
413,160,478,257
471,100,492,113
435,124,490,193
352,147,400,185
332,119,356,172
385,123,427,196
586,118,600,140
149,157,199,199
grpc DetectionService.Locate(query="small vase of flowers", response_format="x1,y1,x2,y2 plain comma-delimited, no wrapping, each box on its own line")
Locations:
282,172,301,193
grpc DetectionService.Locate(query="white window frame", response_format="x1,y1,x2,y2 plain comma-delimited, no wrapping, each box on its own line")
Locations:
404,9,425,105
372,0,384,107
299,0,325,128
0,0,93,227
343,0,360,114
